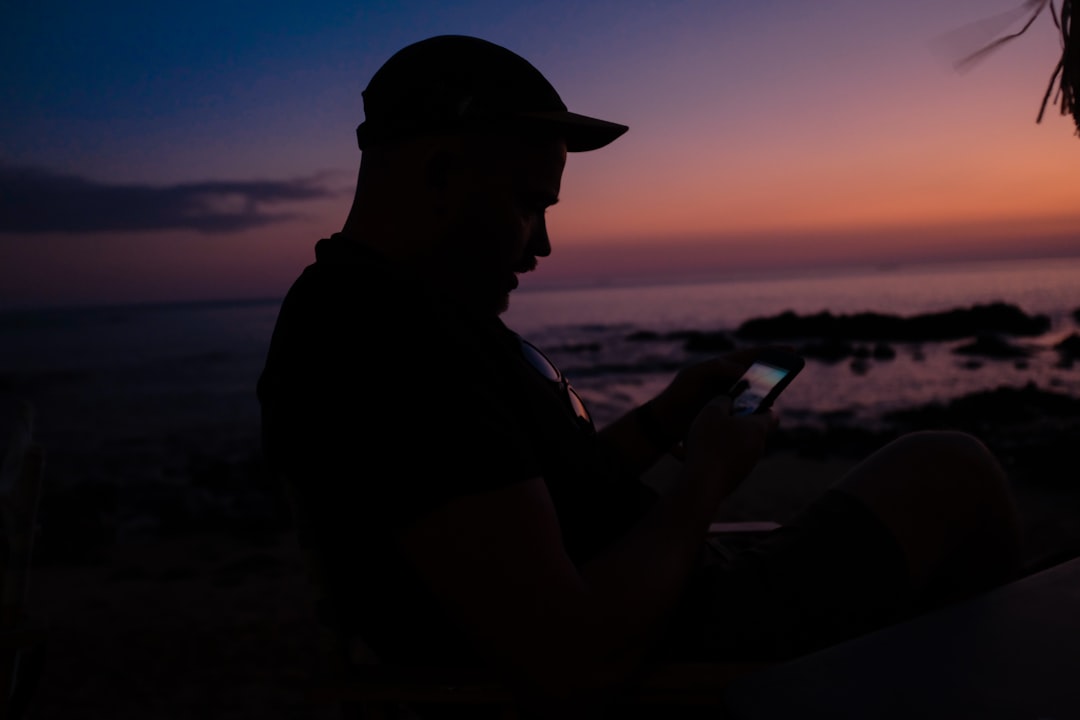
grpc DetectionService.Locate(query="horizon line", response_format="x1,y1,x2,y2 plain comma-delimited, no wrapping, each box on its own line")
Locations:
5,252,1080,316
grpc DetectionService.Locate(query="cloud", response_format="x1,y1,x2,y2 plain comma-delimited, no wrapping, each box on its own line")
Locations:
0,164,340,234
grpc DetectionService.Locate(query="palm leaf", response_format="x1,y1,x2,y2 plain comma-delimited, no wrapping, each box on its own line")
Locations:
947,0,1078,136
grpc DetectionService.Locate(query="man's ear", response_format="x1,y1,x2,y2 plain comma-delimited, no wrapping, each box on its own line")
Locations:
425,149,465,191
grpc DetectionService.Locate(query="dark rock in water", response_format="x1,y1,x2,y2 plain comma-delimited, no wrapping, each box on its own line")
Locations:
873,342,896,360
820,409,858,426
681,330,735,353
625,329,735,353
553,342,601,353
735,302,1050,342
885,382,1080,428
881,383,1080,489
953,333,1034,359
849,357,870,375
1055,333,1080,359
852,345,871,359
1073,307,1080,324
799,339,855,363
770,383,1080,491
568,359,684,377
960,359,984,370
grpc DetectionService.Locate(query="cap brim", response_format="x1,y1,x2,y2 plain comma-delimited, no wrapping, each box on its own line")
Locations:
520,111,629,152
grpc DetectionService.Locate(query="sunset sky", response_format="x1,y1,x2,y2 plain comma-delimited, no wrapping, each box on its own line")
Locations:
2,0,1077,308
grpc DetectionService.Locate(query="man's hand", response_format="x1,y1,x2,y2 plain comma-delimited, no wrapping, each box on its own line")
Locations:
682,394,777,499
395,395,774,704
598,345,790,475
649,346,786,445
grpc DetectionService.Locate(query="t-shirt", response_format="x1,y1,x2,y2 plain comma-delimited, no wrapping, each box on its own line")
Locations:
257,234,654,665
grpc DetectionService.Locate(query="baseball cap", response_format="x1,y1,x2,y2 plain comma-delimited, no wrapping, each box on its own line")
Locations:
355,35,629,153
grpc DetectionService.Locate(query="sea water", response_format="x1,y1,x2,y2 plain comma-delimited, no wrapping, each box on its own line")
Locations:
3,256,1080,489
505,256,1080,428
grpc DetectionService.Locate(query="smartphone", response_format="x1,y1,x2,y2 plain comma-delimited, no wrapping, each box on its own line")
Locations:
728,349,805,416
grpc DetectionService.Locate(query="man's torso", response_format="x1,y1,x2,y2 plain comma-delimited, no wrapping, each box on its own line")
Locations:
257,234,652,665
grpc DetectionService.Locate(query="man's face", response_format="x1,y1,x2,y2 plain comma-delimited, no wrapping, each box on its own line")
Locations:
436,136,566,315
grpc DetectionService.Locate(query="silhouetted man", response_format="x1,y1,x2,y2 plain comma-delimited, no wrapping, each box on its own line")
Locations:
258,34,1021,717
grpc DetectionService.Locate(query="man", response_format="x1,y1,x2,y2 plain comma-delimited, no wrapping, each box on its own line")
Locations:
258,35,1021,714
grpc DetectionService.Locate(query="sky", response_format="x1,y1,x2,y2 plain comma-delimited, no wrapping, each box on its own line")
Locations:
1,0,1077,309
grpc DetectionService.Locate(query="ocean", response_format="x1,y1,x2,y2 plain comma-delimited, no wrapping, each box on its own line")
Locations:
4,255,1080,494
505,256,1080,428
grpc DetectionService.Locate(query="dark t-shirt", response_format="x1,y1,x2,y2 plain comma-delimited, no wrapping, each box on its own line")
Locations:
257,234,654,665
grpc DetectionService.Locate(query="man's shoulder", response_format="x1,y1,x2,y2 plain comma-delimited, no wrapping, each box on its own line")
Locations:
264,234,518,388
274,236,426,340
292,234,393,302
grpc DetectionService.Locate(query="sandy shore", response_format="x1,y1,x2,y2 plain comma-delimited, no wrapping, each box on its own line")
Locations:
25,444,1080,719
29,529,331,719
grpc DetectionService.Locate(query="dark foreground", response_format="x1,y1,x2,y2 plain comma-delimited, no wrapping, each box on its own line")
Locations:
25,385,1080,719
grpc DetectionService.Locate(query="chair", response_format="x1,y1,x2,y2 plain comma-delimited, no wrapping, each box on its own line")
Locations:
0,400,48,719
304,520,781,719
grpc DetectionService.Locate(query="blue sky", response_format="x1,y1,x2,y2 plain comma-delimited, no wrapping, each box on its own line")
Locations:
2,1,1077,307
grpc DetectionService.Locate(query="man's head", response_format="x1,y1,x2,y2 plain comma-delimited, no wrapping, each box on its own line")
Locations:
356,35,628,154
344,35,627,315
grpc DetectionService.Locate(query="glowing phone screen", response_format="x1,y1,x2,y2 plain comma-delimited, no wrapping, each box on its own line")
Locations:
731,362,789,416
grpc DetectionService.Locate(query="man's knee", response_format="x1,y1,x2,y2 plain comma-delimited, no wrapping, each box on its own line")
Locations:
853,429,1009,499
888,428,994,463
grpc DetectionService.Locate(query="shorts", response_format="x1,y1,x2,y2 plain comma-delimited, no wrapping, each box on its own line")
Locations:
660,488,913,663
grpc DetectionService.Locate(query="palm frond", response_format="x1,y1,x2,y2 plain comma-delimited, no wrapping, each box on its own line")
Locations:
953,0,1078,136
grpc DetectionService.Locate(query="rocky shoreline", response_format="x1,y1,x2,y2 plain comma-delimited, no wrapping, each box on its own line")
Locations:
17,300,1080,719
26,301,1080,569
25,391,1080,720
27,379,1080,572
610,301,1080,366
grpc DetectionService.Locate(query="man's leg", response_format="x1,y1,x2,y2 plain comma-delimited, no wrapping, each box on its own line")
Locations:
834,430,1023,606
665,430,1022,662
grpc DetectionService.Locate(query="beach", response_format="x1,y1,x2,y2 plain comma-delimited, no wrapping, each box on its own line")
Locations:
8,260,1080,717
25,426,1080,719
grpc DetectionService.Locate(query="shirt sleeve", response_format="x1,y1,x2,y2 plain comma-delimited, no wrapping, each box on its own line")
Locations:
309,311,542,527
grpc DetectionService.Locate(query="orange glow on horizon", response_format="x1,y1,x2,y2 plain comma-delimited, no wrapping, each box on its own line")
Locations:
554,116,1078,244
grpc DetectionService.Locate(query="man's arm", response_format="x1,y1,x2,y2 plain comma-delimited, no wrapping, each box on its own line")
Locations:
396,396,773,707
597,349,765,476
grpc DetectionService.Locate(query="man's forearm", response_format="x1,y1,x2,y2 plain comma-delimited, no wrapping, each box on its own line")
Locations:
598,401,682,476
567,454,739,691
566,399,770,692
